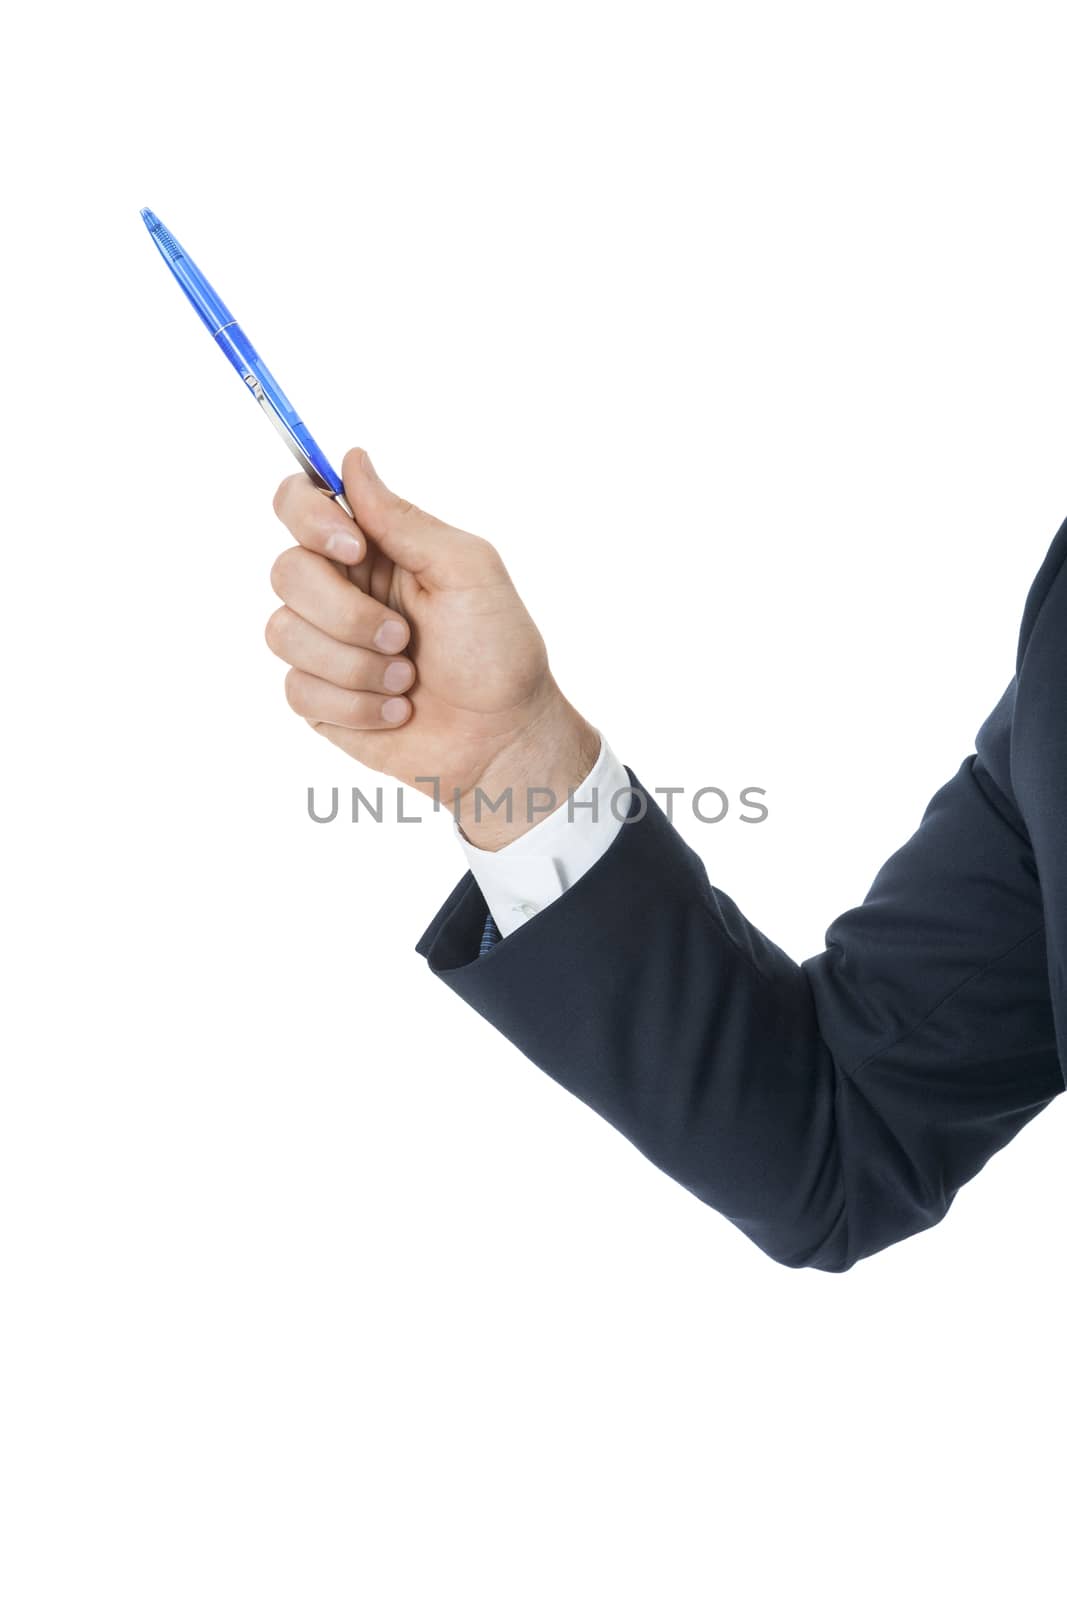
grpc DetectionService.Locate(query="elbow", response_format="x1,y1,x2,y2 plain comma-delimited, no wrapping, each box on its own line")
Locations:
755,1197,953,1276
735,1075,960,1276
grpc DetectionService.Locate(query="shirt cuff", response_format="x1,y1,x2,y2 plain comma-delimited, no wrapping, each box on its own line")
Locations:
452,733,631,938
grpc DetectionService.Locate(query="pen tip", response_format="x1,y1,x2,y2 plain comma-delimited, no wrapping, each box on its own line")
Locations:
140,207,160,230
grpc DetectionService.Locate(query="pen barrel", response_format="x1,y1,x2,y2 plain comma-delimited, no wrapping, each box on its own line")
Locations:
165,252,235,336
212,321,260,379
216,320,343,495
215,323,303,430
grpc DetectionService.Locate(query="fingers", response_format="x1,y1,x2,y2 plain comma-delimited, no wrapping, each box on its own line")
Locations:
265,605,417,696
284,668,412,729
272,451,507,591
272,476,366,565
338,447,500,587
270,545,411,652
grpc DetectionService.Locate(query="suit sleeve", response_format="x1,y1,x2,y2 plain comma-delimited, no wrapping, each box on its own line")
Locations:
415,676,1063,1272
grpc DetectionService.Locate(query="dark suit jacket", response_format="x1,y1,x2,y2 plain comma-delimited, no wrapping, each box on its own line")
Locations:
415,518,1067,1272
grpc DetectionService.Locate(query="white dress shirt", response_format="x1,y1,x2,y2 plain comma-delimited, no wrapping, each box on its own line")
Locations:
453,734,629,938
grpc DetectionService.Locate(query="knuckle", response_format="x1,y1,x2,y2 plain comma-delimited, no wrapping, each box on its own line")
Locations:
468,531,501,565
272,474,302,521
342,655,366,692
264,606,291,654
337,595,367,645
269,546,298,595
283,669,305,712
339,692,363,727
461,532,506,581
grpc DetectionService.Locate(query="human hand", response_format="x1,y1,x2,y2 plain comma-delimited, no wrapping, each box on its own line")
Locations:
266,448,599,849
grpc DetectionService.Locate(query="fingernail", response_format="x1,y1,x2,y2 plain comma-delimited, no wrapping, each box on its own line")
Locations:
374,619,407,652
381,697,409,724
325,529,363,561
384,659,412,691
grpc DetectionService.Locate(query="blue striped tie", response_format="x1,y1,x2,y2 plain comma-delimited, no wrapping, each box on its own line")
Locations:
478,912,502,957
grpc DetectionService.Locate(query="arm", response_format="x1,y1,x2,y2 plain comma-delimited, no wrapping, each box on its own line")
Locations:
416,676,1063,1272
263,452,1063,1273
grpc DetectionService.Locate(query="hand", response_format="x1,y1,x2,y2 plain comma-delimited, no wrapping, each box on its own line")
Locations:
266,448,600,849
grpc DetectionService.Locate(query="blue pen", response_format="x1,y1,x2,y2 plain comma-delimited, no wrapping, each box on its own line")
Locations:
140,207,354,519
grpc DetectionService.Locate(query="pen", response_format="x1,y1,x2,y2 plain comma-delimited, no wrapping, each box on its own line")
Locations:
139,207,354,519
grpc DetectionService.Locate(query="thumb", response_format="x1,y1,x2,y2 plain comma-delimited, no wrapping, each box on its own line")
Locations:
341,447,482,585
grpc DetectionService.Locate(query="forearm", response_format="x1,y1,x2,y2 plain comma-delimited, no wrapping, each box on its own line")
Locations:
419,718,1062,1272
421,772,850,1267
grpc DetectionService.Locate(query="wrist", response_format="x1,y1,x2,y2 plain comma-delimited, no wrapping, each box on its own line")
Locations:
457,693,601,851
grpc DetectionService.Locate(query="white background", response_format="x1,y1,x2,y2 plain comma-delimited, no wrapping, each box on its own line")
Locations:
4,3,1067,1595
